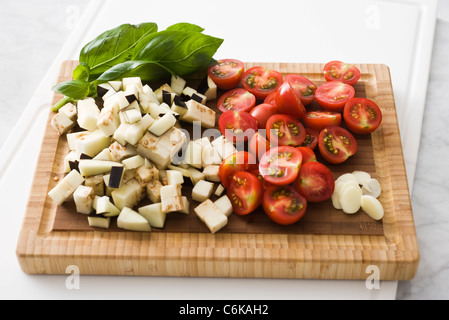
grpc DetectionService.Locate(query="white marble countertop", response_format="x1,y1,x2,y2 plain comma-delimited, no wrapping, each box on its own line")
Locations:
0,0,448,300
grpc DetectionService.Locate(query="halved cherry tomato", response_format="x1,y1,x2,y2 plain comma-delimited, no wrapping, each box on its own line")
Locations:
294,161,335,202
343,98,382,134
218,151,258,188
218,111,258,143
227,171,263,215
275,82,306,119
248,132,271,161
296,146,317,163
323,60,361,86
300,128,319,150
242,66,284,100
266,114,306,147
251,169,273,190
208,59,245,90
284,74,317,106
303,111,342,132
315,81,355,112
259,146,302,186
262,185,307,225
217,88,256,113
318,126,358,164
249,103,279,129
264,91,277,106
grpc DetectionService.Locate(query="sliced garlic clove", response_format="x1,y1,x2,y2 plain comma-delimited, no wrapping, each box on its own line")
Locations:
361,195,384,220
352,170,371,186
335,173,358,186
339,185,363,214
331,191,342,210
362,178,381,198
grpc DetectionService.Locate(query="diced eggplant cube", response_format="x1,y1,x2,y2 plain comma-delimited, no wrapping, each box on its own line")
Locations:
148,112,177,137
170,75,186,95
108,81,122,92
97,83,114,97
191,92,207,104
192,180,214,202
160,184,183,213
87,215,111,229
197,75,217,101
108,166,125,189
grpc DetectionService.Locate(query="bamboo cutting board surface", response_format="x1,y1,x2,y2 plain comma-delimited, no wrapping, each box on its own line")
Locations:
16,61,419,280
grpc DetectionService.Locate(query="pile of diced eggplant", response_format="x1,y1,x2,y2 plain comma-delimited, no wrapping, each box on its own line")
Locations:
49,74,234,233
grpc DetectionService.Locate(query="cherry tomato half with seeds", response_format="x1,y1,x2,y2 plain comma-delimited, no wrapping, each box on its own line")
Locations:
249,103,279,130
266,114,306,147
208,59,245,90
343,98,382,134
300,128,319,150
242,66,284,100
318,126,358,164
218,151,258,188
284,74,317,106
275,81,306,119
227,171,263,215
315,81,355,112
218,111,258,143
251,169,273,190
323,60,361,86
303,111,342,132
259,146,302,186
294,161,335,202
217,88,256,113
262,185,307,225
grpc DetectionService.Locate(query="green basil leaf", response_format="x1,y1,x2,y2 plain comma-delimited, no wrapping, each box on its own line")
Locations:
133,30,223,76
52,80,90,100
80,22,158,78
165,22,204,32
96,60,172,83
72,62,90,81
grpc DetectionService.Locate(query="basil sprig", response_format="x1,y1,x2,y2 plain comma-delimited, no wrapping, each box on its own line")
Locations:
51,22,223,111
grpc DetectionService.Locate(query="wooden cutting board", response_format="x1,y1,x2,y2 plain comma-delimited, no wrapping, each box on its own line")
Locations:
16,61,419,280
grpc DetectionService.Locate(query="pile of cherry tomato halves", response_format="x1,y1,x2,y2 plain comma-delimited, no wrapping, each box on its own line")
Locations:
208,59,382,225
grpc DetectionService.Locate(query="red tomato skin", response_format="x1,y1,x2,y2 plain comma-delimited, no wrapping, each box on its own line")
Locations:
318,126,358,164
262,185,307,225
284,74,317,106
217,88,256,113
323,60,361,86
218,111,258,143
242,66,284,100
294,161,335,202
264,91,277,106
343,98,382,134
249,103,279,129
275,82,306,119
315,81,355,112
248,132,271,161
227,171,263,215
296,146,317,163
218,151,258,188
303,111,342,132
208,59,245,90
